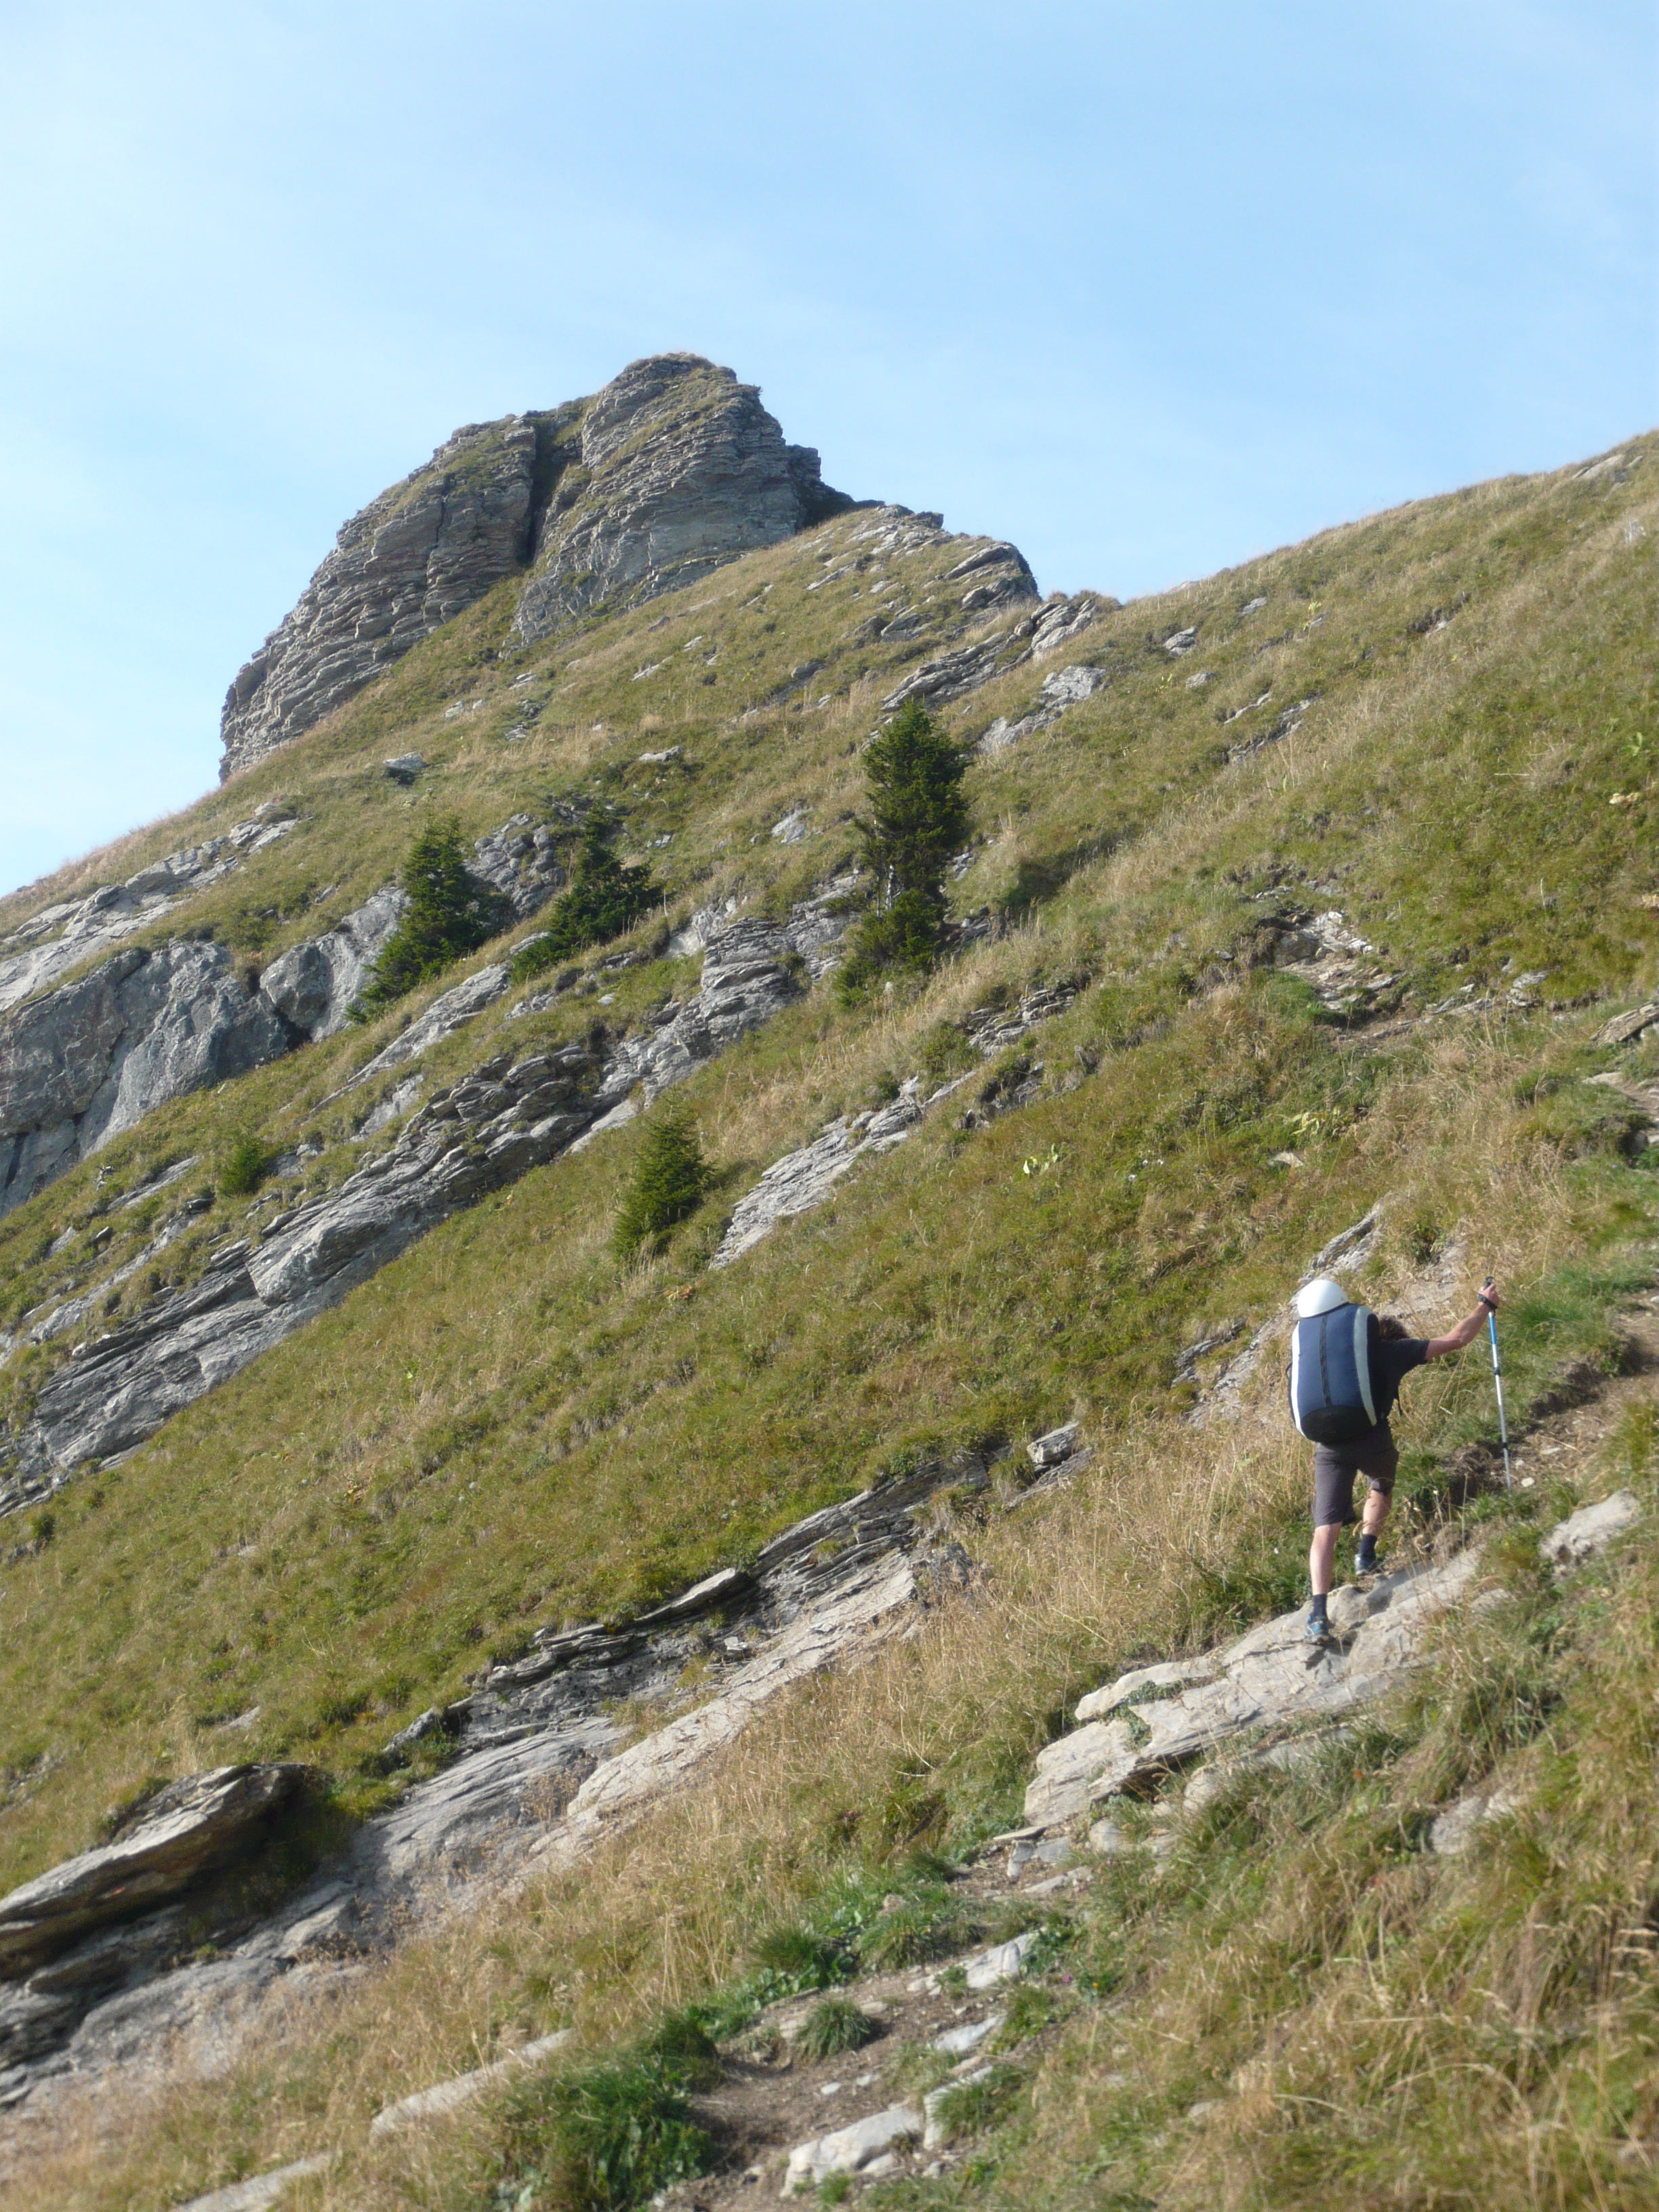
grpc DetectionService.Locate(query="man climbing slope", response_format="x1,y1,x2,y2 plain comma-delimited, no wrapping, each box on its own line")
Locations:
1290,1275,1501,1643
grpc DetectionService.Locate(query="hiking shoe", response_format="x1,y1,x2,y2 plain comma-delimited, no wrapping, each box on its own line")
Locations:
1355,1542,1379,1576
1305,1612,1332,1644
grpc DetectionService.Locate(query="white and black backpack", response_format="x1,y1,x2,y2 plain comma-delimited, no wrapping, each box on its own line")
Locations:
1288,1301,1378,1444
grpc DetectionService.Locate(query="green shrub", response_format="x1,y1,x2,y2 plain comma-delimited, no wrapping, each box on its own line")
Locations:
613,1103,710,1260
750,1927,851,1990
855,1898,962,1971
513,815,657,981
795,1996,880,2062
495,2012,719,2211
354,815,509,1018
219,1130,273,1197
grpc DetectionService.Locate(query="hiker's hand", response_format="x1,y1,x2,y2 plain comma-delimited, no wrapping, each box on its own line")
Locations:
1477,1279,1500,1313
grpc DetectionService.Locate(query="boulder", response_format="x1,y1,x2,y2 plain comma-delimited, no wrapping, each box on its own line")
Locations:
1595,1002,1659,1048
963,1931,1039,1990
1540,1489,1639,1566
1028,1422,1080,1470
783,2103,924,2194
0,1765,304,1977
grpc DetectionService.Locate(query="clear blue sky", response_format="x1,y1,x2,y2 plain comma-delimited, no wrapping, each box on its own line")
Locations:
1,0,1654,899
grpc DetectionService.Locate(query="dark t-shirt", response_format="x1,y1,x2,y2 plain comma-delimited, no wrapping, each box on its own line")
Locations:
1366,1319,1429,1425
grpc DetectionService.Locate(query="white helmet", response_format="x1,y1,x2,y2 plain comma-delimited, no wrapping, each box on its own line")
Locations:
1295,1276,1349,1318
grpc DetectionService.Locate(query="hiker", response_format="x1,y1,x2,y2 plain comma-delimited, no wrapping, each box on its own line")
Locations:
1291,1275,1501,1643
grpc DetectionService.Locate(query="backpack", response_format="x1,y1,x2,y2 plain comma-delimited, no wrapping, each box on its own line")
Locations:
1288,1303,1378,1443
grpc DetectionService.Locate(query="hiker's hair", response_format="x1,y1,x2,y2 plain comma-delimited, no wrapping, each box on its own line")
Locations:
1376,1314,1409,1341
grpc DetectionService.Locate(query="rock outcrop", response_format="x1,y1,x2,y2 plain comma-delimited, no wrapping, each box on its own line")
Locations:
512,355,855,642
0,813,297,1019
255,886,405,1044
0,944,293,1222
0,815,572,1220
707,981,1078,1269
220,357,856,777
0,1458,975,2105
879,594,1103,718
220,416,548,778
8,895,848,1492
1023,1490,1641,1830
0,1766,302,1984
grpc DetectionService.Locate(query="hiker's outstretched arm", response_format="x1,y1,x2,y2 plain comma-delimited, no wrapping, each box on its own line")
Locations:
1425,1280,1500,1360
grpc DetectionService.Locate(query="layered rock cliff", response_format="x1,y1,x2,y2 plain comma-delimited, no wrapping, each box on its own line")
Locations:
220,356,855,777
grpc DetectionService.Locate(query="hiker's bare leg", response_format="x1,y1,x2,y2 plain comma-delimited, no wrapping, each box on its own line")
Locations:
1309,1522,1340,1599
1361,1488,1391,1540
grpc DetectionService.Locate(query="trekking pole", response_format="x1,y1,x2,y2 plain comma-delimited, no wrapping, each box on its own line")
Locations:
1485,1287,1513,1493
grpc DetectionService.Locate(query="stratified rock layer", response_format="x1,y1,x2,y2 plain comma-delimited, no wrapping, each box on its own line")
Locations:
0,1765,303,1976
220,356,855,777
221,417,546,778
511,354,852,642
11,895,849,1486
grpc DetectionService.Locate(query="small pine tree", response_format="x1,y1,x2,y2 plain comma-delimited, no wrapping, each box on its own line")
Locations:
354,816,508,1018
613,1101,709,1259
838,699,970,1001
513,815,658,981
219,1128,272,1196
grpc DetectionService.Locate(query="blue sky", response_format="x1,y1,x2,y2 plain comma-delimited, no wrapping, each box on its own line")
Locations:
1,0,1654,898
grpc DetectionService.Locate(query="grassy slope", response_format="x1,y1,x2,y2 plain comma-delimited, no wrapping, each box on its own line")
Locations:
1,442,1658,2207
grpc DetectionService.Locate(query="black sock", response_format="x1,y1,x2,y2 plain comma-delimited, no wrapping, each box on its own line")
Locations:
1357,1534,1377,1565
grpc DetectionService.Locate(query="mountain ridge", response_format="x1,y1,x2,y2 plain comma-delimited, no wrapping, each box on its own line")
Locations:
220,354,864,779
0,396,1654,2208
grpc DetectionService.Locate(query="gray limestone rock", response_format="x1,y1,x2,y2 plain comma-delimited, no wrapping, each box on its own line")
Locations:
367,2030,571,2138
12,893,848,1483
258,884,406,1042
0,1766,304,1977
1540,1488,1639,1565
708,1086,926,1269
220,358,858,777
0,815,297,1019
221,417,544,777
1595,1002,1659,1048
1024,1549,1489,1827
0,942,293,1221
342,963,512,1091
170,2160,332,2212
783,2104,924,2194
978,661,1106,755
513,356,853,643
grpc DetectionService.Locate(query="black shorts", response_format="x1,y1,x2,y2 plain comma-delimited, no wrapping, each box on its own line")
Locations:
1312,1425,1399,1528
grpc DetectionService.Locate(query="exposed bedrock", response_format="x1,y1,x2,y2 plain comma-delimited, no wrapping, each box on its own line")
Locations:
0,818,570,1223
220,416,547,779
0,1463,975,2108
220,356,858,777
0,813,297,1019
0,945,292,1223
510,354,854,642
10,899,846,1489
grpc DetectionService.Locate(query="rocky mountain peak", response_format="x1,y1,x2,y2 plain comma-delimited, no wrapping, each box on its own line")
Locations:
219,355,857,780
